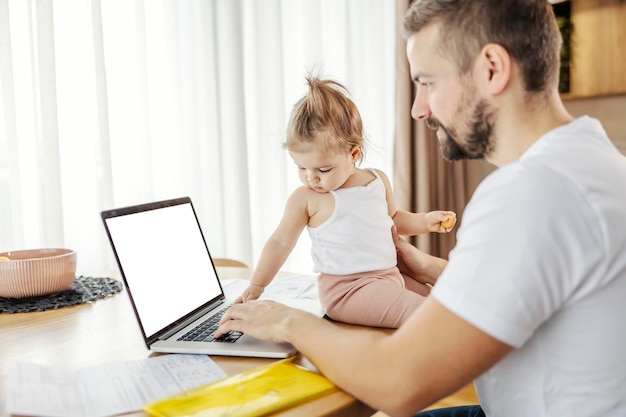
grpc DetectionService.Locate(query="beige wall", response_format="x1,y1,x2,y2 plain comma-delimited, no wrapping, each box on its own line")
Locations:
563,93,626,155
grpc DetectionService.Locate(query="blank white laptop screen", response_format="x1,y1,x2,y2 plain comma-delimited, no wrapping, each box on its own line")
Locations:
102,197,309,358
104,202,222,338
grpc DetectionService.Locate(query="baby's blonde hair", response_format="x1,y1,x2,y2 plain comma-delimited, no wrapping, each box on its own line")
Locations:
284,75,365,163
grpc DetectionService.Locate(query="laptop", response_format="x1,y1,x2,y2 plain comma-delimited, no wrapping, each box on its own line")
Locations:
101,196,317,358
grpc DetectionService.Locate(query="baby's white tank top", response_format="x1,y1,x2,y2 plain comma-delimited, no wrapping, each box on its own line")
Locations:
306,169,397,275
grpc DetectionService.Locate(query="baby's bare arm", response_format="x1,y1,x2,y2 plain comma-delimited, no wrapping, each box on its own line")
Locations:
393,210,456,235
235,188,310,303
375,169,455,235
393,210,429,235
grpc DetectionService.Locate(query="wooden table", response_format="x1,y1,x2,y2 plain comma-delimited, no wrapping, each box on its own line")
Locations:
0,267,375,417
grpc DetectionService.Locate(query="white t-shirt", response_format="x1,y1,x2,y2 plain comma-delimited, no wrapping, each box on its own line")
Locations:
432,116,626,416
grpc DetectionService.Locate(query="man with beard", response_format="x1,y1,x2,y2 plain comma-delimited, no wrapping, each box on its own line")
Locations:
216,1,626,416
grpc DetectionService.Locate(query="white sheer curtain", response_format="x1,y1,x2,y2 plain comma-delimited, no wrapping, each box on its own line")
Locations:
0,0,396,277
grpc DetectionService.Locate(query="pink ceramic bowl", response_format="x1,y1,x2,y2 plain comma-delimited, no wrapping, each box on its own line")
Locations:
0,248,77,298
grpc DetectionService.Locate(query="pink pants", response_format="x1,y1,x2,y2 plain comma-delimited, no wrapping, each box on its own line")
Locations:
317,266,429,328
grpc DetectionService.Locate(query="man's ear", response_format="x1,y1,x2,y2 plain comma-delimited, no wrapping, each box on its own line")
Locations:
478,43,511,95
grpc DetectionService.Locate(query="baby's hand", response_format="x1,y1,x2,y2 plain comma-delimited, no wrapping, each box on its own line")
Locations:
426,210,457,233
441,213,456,230
234,284,265,304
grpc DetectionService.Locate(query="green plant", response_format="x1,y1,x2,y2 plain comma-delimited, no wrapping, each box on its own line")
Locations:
556,15,573,94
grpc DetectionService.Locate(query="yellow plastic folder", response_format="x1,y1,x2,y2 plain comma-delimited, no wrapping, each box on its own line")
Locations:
144,359,337,417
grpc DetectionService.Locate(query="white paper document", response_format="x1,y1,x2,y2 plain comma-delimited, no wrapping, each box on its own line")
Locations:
221,273,319,300
7,354,227,417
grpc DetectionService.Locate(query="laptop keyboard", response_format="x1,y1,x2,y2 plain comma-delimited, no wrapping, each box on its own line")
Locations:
177,306,243,343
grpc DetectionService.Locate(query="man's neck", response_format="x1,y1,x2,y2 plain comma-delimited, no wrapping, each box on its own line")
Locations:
486,91,574,167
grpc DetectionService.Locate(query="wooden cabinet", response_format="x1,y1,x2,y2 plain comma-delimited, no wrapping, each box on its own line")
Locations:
568,0,626,97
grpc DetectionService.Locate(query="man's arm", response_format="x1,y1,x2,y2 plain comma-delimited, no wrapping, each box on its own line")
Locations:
393,225,448,287
216,296,512,416
220,223,512,415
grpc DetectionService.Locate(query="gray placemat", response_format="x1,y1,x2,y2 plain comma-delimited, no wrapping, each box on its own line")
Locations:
0,276,123,314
